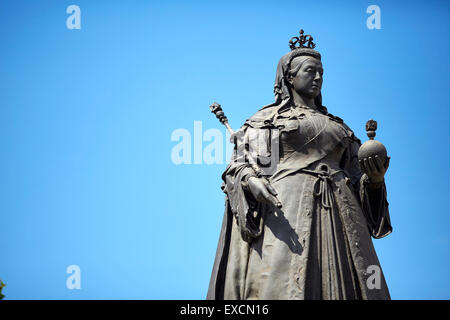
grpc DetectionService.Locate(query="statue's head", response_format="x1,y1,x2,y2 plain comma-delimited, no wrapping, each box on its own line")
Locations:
287,55,323,100
273,30,323,108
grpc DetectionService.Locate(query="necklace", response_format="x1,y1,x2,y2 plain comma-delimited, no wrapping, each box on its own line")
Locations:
292,102,318,112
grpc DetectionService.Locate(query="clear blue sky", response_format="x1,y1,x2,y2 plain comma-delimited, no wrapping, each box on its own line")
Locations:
0,0,449,299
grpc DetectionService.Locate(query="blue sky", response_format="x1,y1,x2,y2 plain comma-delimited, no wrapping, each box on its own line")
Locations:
0,0,449,299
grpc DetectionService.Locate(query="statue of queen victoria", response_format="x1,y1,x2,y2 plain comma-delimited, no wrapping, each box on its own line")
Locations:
207,30,392,300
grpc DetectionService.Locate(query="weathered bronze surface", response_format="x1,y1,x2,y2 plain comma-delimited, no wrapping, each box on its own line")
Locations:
207,30,392,300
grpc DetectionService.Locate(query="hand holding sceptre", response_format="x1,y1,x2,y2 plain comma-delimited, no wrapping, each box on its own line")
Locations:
209,102,282,208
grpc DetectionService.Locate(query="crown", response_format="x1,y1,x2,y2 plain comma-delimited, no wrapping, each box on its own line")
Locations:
289,29,316,50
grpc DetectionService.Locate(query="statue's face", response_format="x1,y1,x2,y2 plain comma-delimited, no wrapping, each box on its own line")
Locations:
288,56,323,99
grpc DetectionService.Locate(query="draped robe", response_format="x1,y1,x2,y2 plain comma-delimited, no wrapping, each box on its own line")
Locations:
207,104,392,300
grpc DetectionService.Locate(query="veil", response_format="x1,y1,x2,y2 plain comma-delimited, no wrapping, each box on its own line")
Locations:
260,48,324,114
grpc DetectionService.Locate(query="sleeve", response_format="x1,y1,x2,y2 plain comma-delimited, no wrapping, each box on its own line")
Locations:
342,139,393,239
221,122,272,243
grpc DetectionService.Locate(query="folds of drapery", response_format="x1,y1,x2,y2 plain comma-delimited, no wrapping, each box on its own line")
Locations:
207,107,393,299
219,110,392,255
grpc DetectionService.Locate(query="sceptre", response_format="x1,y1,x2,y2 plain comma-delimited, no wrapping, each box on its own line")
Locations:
209,102,282,208
209,102,233,134
209,101,262,176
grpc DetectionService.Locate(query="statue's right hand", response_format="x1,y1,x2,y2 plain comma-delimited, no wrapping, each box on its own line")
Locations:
248,177,282,208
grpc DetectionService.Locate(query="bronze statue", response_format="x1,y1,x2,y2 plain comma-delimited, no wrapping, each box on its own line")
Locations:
207,30,392,300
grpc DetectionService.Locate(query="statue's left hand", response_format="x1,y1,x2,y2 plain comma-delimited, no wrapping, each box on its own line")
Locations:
359,155,390,184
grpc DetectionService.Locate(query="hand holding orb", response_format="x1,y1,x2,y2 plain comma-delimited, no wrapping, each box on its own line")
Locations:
358,120,390,184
